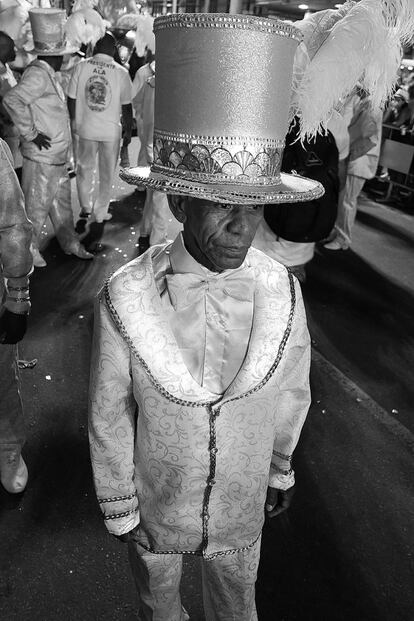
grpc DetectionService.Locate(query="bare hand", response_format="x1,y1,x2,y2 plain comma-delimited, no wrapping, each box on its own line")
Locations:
32,132,51,150
265,485,295,518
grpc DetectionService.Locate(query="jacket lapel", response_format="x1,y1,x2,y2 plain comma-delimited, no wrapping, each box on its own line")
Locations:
222,249,295,401
105,247,220,404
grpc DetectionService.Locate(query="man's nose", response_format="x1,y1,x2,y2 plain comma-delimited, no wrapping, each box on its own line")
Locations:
226,209,250,236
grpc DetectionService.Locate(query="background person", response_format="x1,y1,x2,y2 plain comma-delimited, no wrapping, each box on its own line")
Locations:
67,32,133,224
0,137,32,494
89,14,317,620
324,89,383,251
3,8,93,268
0,31,22,176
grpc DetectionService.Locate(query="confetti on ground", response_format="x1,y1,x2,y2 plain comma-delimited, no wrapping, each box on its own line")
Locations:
45,375,51,381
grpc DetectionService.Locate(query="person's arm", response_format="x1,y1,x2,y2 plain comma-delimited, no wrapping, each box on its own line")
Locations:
88,291,139,537
67,63,81,132
67,97,76,122
3,65,50,147
0,139,32,344
121,103,133,147
265,278,311,517
121,71,133,147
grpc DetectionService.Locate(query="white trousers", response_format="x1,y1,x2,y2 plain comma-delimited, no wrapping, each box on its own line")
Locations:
21,158,77,252
141,189,182,245
335,174,366,247
127,538,261,621
0,344,25,452
76,137,120,219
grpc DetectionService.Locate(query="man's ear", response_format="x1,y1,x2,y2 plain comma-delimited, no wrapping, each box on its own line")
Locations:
167,194,188,223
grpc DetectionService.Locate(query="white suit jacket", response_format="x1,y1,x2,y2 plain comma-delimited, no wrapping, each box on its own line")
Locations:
88,244,311,559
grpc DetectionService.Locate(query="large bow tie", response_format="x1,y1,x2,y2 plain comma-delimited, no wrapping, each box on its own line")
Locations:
165,268,255,311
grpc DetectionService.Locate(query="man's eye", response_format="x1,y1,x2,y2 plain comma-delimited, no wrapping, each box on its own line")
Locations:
219,203,233,210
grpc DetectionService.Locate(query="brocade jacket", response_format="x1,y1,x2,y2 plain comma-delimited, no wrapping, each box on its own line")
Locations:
88,244,311,559
3,59,70,166
0,138,32,315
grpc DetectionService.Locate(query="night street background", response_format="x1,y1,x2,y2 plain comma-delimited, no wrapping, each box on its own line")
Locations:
0,139,413,620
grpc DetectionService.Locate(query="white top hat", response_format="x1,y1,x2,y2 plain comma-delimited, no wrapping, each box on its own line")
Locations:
29,8,79,56
120,13,324,205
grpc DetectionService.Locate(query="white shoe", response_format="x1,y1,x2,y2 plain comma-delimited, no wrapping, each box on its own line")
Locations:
93,212,112,224
63,242,94,260
323,239,348,251
30,245,47,268
0,451,28,494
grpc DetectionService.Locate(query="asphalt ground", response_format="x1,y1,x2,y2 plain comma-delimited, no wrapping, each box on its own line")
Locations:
0,146,413,620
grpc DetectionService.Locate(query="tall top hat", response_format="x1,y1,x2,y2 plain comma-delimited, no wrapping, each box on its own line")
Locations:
29,8,79,56
121,13,323,204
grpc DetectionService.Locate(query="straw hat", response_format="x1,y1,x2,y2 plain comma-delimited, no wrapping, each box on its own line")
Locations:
120,13,323,205
29,8,79,56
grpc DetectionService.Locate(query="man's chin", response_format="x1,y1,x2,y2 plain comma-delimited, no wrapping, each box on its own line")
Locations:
214,248,248,270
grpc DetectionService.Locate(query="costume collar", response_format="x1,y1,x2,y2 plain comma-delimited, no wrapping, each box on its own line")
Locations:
169,231,250,278
93,53,115,63
105,244,295,405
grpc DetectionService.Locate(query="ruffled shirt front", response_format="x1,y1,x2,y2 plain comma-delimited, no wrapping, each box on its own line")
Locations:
158,233,255,395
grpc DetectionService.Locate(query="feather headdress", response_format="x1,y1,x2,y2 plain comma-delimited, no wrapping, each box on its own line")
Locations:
294,0,414,140
65,7,106,49
135,14,155,56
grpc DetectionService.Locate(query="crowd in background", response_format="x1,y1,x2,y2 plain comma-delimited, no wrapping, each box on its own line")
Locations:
0,4,413,497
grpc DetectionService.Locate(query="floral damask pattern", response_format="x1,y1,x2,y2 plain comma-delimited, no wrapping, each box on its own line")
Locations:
153,137,283,183
88,246,311,556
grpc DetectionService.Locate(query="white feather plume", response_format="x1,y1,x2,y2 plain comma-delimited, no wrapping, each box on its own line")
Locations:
71,0,99,10
294,0,414,140
134,14,155,56
65,8,106,48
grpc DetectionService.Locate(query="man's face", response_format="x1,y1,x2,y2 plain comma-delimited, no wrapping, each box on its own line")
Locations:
170,196,263,272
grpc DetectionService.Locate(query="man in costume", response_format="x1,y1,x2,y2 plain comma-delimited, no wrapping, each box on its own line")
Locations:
89,3,414,618
67,32,133,224
0,31,22,175
3,8,93,268
0,137,32,494
88,14,319,620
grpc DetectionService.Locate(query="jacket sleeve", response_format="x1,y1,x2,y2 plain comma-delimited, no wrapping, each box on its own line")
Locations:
3,66,47,143
269,278,311,490
0,139,32,314
88,290,139,535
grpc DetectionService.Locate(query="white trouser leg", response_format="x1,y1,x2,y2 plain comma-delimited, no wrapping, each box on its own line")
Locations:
22,158,76,251
201,538,261,621
49,166,77,252
94,139,121,219
149,191,182,245
0,344,25,452
335,174,366,247
128,543,189,621
76,138,99,213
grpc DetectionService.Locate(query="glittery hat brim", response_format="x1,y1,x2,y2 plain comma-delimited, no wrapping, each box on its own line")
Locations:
31,44,80,55
119,167,324,205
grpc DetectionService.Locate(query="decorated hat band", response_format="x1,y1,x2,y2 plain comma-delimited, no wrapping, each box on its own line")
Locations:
29,8,79,55
120,13,324,204
152,131,284,186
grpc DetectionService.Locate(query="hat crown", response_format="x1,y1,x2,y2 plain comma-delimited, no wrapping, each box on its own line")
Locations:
152,14,302,187
29,8,67,55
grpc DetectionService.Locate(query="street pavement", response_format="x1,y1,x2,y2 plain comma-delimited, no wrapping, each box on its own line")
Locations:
0,146,413,620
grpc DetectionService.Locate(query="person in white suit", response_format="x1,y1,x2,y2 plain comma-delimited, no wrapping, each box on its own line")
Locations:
88,14,319,621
